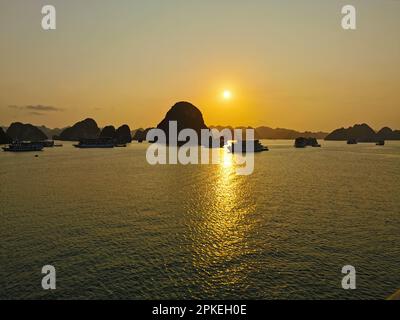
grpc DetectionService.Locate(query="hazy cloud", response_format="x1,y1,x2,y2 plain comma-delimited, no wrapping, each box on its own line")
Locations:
8,104,62,112
7,105,23,110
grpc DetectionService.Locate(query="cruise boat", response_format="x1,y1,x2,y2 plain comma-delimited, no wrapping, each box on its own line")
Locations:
2,141,44,152
228,140,269,153
73,138,115,149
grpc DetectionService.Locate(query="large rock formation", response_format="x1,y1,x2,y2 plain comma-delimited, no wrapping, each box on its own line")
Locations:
325,124,377,142
157,101,208,143
58,118,100,141
37,125,64,139
132,128,154,142
6,122,47,141
295,137,321,148
99,125,132,143
133,129,145,141
115,125,132,143
255,126,327,140
0,127,12,144
100,125,116,139
132,128,144,140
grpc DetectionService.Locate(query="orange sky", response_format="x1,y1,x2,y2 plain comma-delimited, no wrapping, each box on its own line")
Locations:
1,0,399,131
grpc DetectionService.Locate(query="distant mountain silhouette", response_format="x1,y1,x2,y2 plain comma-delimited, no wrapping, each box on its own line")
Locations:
209,125,259,140
325,123,400,142
37,125,64,139
6,122,47,141
210,125,327,140
4,113,399,143
58,118,100,141
0,127,12,144
256,126,327,140
157,101,208,144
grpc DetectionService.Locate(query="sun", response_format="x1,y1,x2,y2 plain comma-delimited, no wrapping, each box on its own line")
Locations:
222,90,232,100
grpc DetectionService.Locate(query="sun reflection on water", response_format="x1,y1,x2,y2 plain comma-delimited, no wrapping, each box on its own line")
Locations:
189,147,257,290
222,147,234,169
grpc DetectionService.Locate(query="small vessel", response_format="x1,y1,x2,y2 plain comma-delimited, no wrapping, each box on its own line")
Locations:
347,139,358,145
228,140,269,153
2,141,44,152
114,143,127,148
74,138,114,149
376,140,385,146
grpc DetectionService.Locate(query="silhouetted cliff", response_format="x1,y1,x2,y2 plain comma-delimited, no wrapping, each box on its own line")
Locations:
6,122,47,141
376,127,400,140
0,128,12,144
115,125,132,143
58,118,100,141
295,137,321,148
132,128,153,141
100,126,116,138
157,101,208,143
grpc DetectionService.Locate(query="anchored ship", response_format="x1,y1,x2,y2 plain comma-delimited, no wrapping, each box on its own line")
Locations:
73,138,115,149
2,141,44,152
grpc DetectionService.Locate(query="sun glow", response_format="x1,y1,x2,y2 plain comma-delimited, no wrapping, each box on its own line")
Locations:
222,90,232,100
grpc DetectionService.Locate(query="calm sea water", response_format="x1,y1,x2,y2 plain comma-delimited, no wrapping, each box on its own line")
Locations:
1,140,399,300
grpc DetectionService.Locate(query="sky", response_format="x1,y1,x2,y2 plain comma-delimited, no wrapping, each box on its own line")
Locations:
0,0,399,131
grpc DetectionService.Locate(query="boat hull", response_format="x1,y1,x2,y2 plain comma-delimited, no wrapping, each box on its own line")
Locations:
2,146,44,152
